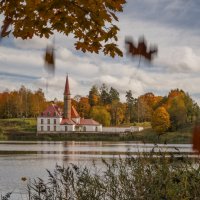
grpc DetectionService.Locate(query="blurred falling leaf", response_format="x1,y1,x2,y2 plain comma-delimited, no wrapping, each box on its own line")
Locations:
192,124,200,153
21,177,27,182
44,44,55,75
0,17,12,41
125,36,158,62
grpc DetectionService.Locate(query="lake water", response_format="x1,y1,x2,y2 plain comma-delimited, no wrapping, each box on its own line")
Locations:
0,141,194,199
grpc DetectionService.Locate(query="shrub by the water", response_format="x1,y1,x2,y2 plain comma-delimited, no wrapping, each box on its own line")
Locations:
26,153,200,200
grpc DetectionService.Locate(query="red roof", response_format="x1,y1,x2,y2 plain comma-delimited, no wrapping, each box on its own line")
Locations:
60,118,75,125
64,76,70,95
71,106,80,118
79,118,100,125
41,104,62,117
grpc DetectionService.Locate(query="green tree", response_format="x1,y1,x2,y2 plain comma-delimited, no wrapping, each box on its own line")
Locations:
100,84,110,106
168,97,187,131
125,90,136,123
0,0,126,57
151,107,170,136
88,85,100,107
109,87,120,103
184,93,200,123
90,106,111,126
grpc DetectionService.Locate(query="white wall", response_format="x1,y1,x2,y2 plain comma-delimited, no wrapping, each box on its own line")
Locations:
37,117,62,132
60,125,75,132
82,125,102,132
37,117,103,133
102,126,144,133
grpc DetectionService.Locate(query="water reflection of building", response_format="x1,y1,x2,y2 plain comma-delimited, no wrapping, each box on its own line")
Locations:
37,76,102,133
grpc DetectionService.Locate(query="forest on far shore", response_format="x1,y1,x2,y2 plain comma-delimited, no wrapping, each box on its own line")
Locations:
0,84,200,134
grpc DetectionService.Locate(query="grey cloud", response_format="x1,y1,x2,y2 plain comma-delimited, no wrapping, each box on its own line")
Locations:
0,71,40,80
123,0,200,33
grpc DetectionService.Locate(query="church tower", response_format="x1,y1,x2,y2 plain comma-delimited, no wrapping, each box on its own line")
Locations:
63,76,71,119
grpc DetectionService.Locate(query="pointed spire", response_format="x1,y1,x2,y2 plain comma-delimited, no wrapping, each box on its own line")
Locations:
64,75,70,95
63,75,71,119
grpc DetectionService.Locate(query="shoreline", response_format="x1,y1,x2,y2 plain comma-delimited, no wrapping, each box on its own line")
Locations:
0,118,193,144
0,130,192,144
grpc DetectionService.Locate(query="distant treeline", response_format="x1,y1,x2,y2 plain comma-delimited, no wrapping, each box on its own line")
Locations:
0,86,48,119
0,84,200,132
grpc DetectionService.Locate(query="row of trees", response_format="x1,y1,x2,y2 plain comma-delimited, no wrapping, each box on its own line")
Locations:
0,85,200,132
73,86,200,132
0,86,48,118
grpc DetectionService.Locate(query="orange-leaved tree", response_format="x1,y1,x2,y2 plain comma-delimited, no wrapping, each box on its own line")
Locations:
0,0,126,57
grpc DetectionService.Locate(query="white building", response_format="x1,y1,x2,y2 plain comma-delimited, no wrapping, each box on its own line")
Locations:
37,76,102,133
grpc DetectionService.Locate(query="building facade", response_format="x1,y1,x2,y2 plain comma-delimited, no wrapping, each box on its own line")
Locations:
37,76,102,133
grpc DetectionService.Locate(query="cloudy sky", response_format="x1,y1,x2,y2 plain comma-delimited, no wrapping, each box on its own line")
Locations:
1,0,200,104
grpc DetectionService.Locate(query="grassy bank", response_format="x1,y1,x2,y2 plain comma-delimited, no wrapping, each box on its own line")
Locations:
0,118,193,143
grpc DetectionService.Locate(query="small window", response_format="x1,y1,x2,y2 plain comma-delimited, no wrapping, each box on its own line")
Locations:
83,126,86,132
54,126,56,131
41,119,43,124
47,126,50,131
47,112,50,116
65,126,68,132
41,126,43,131
54,112,57,116
95,126,98,132
48,119,50,124
54,119,56,124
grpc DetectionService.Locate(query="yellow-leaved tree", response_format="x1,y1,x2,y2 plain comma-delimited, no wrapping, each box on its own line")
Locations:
151,107,170,136
90,106,111,126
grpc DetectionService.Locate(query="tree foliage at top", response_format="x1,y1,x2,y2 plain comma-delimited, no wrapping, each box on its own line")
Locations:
0,0,126,57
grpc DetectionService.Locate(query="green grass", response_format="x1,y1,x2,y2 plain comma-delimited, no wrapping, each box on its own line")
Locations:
121,127,193,144
0,118,36,132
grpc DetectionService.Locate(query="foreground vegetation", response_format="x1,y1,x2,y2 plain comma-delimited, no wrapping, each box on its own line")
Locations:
0,118,193,143
4,152,200,200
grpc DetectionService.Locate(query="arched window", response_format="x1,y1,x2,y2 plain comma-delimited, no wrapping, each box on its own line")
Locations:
95,126,98,132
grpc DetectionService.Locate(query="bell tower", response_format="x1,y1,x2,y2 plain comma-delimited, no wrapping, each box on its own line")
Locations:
63,76,71,119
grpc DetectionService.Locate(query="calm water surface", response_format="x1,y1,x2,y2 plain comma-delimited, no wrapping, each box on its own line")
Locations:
0,141,194,199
